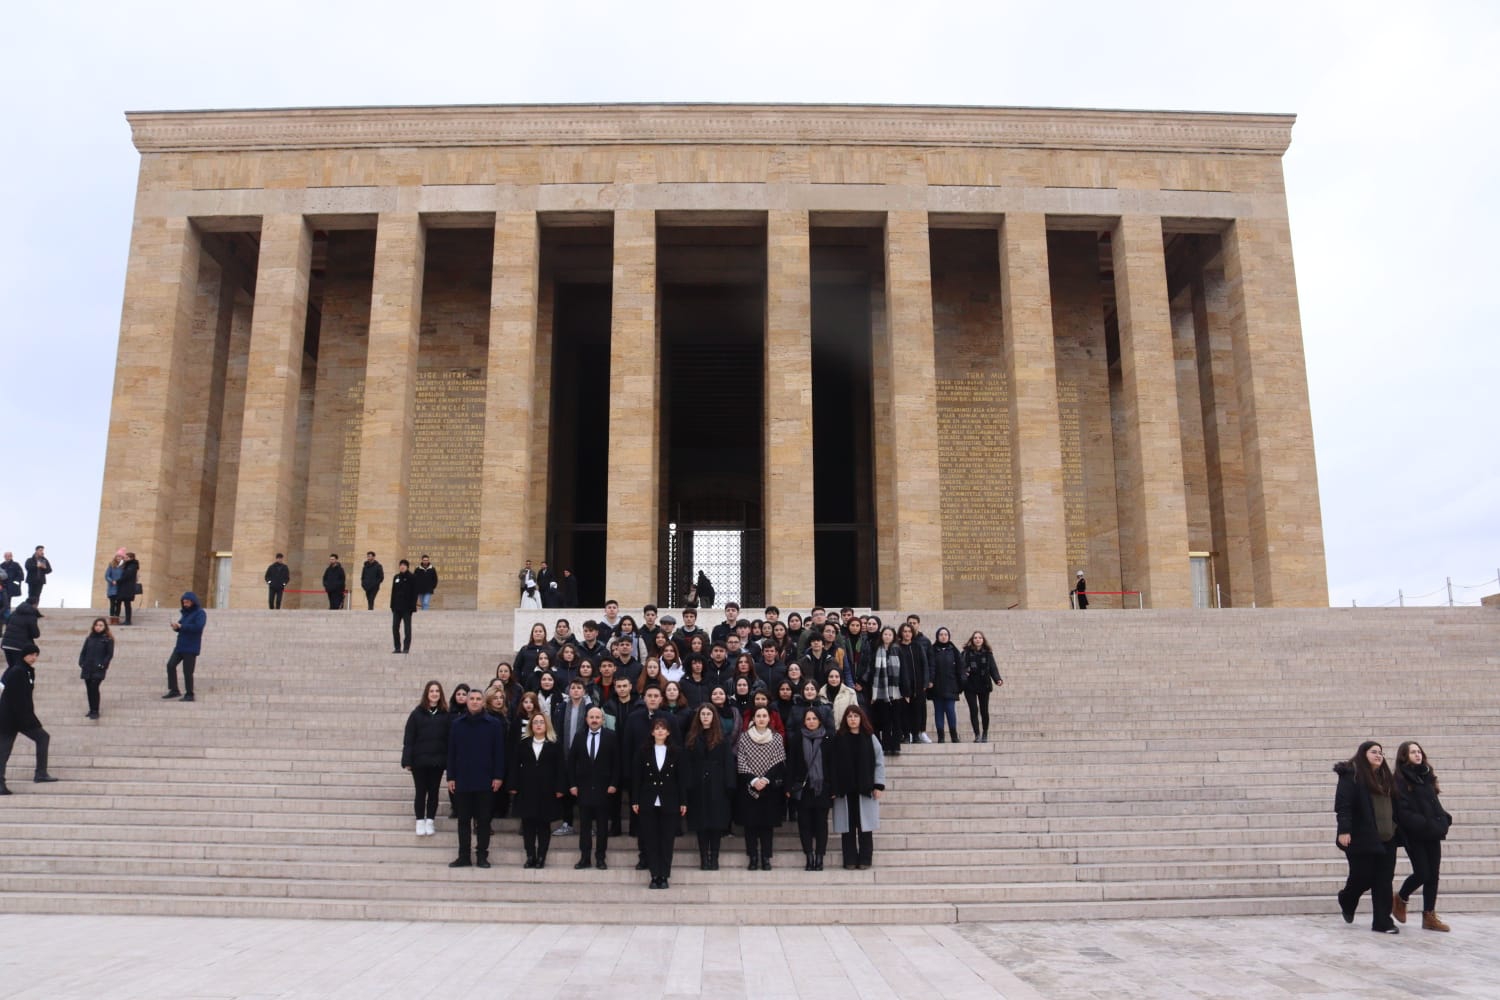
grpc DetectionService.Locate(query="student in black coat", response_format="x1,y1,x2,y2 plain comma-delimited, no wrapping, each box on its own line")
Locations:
402,681,450,836
78,617,115,720
0,644,55,793
568,707,620,869
322,554,346,610
360,552,384,610
264,553,290,610
632,717,686,888
897,623,930,744
412,556,438,610
786,706,833,870
2,601,41,669
23,547,51,606
1392,741,1454,931
926,628,963,744
509,712,566,868
1334,741,1402,933
389,560,418,653
682,703,737,870
960,631,1003,743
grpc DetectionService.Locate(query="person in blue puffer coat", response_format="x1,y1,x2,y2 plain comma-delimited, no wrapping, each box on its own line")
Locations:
163,592,207,702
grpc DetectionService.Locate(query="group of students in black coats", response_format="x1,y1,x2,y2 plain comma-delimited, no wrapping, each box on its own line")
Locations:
1333,739,1453,933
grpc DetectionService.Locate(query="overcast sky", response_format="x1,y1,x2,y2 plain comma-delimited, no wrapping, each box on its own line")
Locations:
2,0,1495,610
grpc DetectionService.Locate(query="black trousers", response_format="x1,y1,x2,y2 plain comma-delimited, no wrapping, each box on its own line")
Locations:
268,586,284,610
411,766,443,819
166,652,197,695
109,596,122,617
871,699,902,754
119,598,133,625
84,678,103,714
392,611,412,652
521,818,552,862
1341,841,1398,929
27,583,43,604
905,690,928,739
839,793,873,865
0,726,50,782
365,588,378,611
1400,838,1442,913
578,802,611,863
326,588,343,610
964,691,992,737
696,829,723,861
744,824,775,861
796,796,829,855
453,789,493,861
639,805,678,880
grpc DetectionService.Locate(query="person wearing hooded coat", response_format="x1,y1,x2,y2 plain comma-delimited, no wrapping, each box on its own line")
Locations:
116,553,140,625
1392,741,1454,931
1333,740,1402,933
2,600,42,669
163,592,207,701
926,628,964,743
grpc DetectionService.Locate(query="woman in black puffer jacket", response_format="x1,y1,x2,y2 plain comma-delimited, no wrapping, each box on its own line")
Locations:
402,681,451,837
78,617,114,720
1333,740,1401,933
1392,741,1453,931
926,628,963,743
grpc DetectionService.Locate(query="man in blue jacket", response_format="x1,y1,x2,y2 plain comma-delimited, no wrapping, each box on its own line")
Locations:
447,688,505,868
164,592,207,702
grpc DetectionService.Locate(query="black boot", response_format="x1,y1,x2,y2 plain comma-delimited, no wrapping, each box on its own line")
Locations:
748,848,760,871
805,852,815,871
700,849,711,871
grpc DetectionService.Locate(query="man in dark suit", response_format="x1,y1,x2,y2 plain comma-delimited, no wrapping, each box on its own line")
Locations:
446,688,505,868
569,706,619,869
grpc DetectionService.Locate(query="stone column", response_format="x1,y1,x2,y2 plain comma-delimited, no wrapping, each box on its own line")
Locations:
999,213,1068,608
1192,267,1253,607
351,214,426,581
477,212,540,610
1172,289,1212,553
1221,216,1328,606
882,211,945,607
605,210,659,603
228,214,314,607
764,210,816,608
1110,215,1191,608
526,273,555,569
94,216,203,608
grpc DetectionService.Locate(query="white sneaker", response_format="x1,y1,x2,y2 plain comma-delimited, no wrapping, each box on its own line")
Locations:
424,818,435,836
415,819,425,835
918,733,932,744
552,822,574,835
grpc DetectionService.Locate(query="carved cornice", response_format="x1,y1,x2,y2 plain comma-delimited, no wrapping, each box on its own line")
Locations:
127,103,1295,156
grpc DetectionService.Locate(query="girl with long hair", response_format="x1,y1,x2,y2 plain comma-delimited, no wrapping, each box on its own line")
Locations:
960,630,1003,743
78,617,114,720
401,680,448,836
683,703,736,870
1333,740,1402,933
830,704,885,870
786,706,832,870
1392,741,1453,931
510,712,565,868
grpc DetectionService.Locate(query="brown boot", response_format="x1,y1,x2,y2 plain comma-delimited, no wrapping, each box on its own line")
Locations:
1391,894,1407,923
1422,911,1450,932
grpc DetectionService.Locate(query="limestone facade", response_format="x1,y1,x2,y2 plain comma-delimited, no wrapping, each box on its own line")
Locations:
94,103,1328,610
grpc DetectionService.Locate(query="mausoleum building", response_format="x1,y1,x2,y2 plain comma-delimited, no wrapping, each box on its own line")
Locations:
95,103,1326,611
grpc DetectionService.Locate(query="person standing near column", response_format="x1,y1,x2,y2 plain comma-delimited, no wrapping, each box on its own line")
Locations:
413,555,438,611
361,552,384,611
322,554,346,610
518,560,542,610
117,552,139,626
569,706,619,870
446,688,505,868
104,550,125,623
264,553,290,610
632,717,685,889
163,592,206,702
390,560,417,654
78,617,114,720
0,644,56,792
23,547,51,611
1072,570,1089,609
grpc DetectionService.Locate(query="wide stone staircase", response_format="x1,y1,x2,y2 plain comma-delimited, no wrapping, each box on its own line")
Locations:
1,606,1496,924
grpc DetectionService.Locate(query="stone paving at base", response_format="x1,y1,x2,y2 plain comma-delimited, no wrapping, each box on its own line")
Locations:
5,913,1496,999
